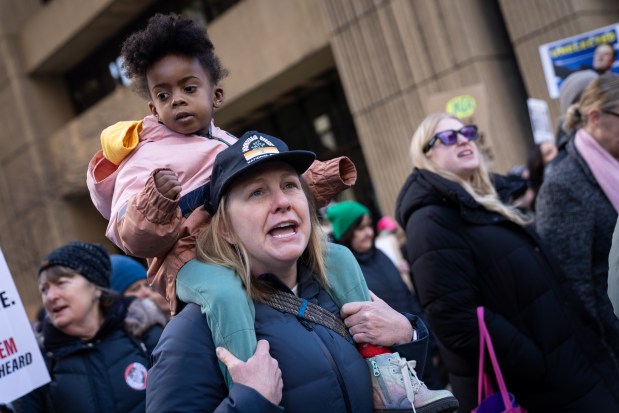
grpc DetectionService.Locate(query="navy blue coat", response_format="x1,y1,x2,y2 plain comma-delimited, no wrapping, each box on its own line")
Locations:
395,168,619,413
15,296,162,413
353,247,422,316
146,266,429,413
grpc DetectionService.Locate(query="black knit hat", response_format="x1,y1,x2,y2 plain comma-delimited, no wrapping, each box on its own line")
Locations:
39,241,111,288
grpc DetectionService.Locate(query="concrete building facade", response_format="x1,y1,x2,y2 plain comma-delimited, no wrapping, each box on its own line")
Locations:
0,0,618,314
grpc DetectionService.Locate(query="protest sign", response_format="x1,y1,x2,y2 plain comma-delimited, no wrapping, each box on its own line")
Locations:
0,248,50,404
539,23,619,99
527,98,554,144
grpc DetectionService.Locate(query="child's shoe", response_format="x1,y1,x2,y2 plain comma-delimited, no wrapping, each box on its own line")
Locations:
367,352,459,413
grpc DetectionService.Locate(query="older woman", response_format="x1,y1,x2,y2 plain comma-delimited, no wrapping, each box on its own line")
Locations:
146,131,458,413
395,112,619,412
14,241,165,413
536,73,619,362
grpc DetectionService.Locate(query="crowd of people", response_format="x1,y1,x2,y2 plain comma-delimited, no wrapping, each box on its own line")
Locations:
4,11,618,413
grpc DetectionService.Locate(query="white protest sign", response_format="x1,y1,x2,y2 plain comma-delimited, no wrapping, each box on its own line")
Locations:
527,98,555,144
0,248,50,404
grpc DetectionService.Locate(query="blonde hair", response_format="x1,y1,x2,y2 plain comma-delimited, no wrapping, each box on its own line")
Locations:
196,177,328,302
564,73,619,132
410,112,529,225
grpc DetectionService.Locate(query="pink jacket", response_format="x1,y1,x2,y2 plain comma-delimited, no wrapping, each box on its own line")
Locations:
87,116,357,314
87,115,236,245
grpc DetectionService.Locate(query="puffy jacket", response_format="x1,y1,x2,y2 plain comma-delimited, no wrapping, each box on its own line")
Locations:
86,117,235,315
352,247,421,316
15,297,164,413
147,266,429,413
395,168,619,413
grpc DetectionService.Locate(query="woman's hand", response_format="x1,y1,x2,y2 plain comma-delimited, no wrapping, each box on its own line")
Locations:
216,340,283,405
341,291,413,346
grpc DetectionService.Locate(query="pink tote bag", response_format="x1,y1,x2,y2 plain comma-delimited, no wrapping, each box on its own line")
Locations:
472,307,527,413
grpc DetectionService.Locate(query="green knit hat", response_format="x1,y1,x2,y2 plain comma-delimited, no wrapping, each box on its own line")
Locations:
326,201,371,241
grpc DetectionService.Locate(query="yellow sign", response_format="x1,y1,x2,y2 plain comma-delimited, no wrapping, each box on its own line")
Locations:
445,95,477,118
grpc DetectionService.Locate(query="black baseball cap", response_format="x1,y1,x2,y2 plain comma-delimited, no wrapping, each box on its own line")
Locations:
204,131,316,214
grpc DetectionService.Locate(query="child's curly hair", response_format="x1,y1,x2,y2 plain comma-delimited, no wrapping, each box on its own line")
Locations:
121,13,229,99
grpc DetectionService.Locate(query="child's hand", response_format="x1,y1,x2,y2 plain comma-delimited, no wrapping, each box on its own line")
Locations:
154,169,182,200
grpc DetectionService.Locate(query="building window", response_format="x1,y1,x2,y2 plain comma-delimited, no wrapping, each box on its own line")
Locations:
225,70,379,212
65,0,241,114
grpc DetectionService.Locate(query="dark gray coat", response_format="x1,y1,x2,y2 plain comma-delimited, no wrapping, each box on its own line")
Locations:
536,139,619,360
609,218,619,318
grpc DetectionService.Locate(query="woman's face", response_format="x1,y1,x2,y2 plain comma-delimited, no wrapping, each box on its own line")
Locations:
124,279,152,300
225,162,311,279
427,118,480,180
39,271,101,338
590,105,619,160
350,214,374,254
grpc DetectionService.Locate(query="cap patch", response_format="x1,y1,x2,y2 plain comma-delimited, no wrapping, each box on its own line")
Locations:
242,135,279,163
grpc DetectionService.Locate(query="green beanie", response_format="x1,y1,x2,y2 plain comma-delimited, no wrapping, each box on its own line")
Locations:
326,201,371,241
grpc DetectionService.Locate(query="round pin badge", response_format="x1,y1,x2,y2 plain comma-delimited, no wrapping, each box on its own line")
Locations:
124,362,148,390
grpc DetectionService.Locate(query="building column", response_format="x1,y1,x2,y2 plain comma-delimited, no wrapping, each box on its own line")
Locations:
319,0,531,216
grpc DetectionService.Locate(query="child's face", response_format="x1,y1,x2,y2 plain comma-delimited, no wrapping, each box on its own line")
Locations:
147,55,223,136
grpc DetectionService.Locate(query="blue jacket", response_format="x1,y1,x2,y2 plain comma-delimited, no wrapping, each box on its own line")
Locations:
147,266,428,413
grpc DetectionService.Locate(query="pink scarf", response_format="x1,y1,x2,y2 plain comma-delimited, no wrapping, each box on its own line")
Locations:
574,128,619,212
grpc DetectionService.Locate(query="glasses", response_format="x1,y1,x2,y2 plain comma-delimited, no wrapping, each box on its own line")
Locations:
602,109,619,119
423,124,478,153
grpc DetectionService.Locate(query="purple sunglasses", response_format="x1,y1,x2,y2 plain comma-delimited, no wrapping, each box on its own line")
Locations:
423,124,478,153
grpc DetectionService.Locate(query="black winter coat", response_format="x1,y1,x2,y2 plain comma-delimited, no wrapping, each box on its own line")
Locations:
146,266,429,413
15,297,163,413
395,168,619,413
353,247,422,316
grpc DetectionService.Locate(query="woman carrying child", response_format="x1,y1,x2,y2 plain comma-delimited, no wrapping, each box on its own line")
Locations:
146,131,458,413
86,13,358,386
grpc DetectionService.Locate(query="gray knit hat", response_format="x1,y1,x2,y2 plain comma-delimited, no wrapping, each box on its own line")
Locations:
559,70,598,114
39,241,111,288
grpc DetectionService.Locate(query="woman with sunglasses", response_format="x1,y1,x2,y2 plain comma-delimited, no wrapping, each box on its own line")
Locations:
536,73,619,365
395,112,619,412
